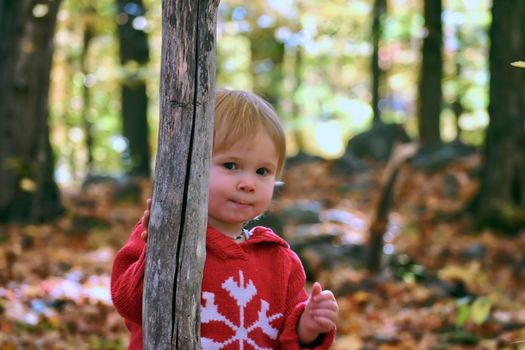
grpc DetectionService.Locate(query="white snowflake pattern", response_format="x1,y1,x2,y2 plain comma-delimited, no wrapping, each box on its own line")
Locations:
201,270,283,350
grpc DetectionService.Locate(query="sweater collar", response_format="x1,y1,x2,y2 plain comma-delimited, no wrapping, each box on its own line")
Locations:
206,225,289,260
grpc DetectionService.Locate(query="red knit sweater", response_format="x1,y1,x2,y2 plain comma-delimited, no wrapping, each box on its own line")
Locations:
111,222,335,350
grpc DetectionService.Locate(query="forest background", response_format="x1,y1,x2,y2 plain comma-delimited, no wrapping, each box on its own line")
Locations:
1,0,525,349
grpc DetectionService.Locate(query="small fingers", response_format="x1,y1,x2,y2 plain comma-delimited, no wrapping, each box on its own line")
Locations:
310,306,338,318
310,282,322,297
142,207,150,227
312,294,338,305
311,315,336,332
142,198,152,225
308,293,339,325
140,199,152,241
308,301,338,317
312,290,337,304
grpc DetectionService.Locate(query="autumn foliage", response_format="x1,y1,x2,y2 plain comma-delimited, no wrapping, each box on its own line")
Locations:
1,157,525,349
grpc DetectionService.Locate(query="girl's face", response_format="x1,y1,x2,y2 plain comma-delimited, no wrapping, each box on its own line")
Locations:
208,129,278,238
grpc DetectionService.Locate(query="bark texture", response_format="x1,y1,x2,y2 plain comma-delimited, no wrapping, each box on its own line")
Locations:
142,1,219,349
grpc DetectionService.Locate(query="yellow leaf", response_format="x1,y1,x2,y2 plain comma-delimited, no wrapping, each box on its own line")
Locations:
471,297,491,325
510,61,525,68
20,178,37,192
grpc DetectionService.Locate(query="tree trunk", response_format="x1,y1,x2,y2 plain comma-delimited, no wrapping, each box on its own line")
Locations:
142,1,218,349
417,0,443,151
248,27,285,107
371,0,386,125
116,0,151,177
452,27,466,142
291,45,305,151
475,0,525,232
80,15,95,173
367,143,417,273
0,1,27,216
0,0,63,223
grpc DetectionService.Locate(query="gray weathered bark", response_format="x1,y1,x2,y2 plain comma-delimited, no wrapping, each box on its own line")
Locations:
142,1,219,349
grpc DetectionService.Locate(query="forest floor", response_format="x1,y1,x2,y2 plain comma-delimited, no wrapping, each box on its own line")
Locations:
1,154,525,350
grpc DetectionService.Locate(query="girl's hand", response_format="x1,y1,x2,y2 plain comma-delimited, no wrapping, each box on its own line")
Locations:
297,282,339,345
140,198,152,241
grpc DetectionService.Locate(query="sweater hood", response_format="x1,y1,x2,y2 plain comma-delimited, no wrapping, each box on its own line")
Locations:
206,225,289,260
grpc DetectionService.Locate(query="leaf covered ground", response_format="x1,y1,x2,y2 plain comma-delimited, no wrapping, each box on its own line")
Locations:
1,155,525,350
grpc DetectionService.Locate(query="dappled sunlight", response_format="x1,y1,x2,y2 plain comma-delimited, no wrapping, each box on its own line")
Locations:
3,0,524,348
312,120,345,159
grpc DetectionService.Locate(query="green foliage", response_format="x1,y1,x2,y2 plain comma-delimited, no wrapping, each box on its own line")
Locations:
49,0,493,184
455,297,471,328
455,296,492,328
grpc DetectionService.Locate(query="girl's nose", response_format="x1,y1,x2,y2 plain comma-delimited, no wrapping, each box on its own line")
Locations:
237,175,255,192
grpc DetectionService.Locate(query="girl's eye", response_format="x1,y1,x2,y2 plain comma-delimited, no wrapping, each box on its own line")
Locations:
223,162,237,170
256,168,269,176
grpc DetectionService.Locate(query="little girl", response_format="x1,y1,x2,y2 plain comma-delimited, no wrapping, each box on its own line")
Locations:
111,89,339,350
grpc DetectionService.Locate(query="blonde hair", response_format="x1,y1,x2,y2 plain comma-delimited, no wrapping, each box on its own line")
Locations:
214,88,286,178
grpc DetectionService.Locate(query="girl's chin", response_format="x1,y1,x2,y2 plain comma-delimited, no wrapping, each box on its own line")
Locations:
221,211,257,223
210,218,245,229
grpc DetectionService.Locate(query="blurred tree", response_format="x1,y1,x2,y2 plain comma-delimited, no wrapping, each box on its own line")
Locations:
116,0,151,177
371,0,386,125
291,43,305,151
80,6,96,173
281,1,305,153
0,0,63,223
417,0,443,151
474,0,525,232
245,6,284,107
450,43,466,142
0,1,26,141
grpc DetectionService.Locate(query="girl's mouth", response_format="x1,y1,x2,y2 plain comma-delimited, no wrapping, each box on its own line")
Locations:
231,200,250,209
